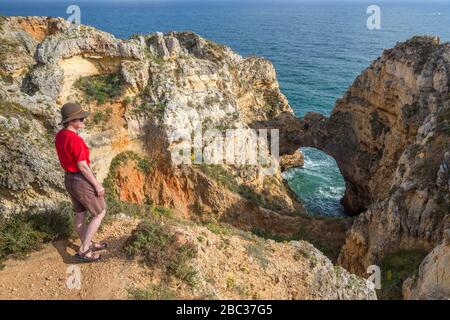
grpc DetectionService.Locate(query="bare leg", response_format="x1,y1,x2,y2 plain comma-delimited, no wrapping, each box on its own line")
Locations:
79,209,106,256
74,211,87,243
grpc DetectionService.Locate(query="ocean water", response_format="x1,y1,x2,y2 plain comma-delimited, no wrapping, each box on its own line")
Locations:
2,0,450,216
282,147,345,215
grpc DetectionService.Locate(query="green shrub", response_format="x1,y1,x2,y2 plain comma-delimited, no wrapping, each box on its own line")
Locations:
0,39,19,60
151,206,174,219
197,164,281,210
137,158,153,174
124,219,198,287
245,241,269,270
293,248,310,261
0,99,31,119
378,249,428,300
251,225,342,262
103,151,153,205
197,164,239,193
75,74,124,104
0,204,74,267
262,104,274,114
0,215,43,263
237,184,268,208
144,49,165,65
206,222,234,236
134,101,167,120
204,96,220,106
124,218,173,259
154,102,166,119
123,96,133,106
128,283,177,300
168,243,198,287
226,273,235,290
27,207,74,242
92,107,112,124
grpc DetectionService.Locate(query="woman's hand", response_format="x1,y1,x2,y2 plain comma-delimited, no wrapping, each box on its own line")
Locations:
77,161,105,197
95,185,105,197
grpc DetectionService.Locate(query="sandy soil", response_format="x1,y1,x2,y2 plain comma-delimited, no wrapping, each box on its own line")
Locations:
0,217,150,300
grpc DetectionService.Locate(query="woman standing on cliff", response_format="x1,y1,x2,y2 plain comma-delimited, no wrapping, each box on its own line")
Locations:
54,103,107,262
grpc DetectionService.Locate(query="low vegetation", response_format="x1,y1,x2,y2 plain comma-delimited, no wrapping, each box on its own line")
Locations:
93,107,113,124
0,38,19,60
196,164,280,210
101,151,168,227
0,15,6,32
204,95,220,107
128,283,177,300
84,107,113,130
144,49,165,65
124,218,198,288
133,101,167,120
75,74,124,104
0,99,31,119
205,221,234,236
0,150,168,269
0,71,13,84
103,151,153,205
0,203,74,268
377,249,428,300
245,240,270,270
251,213,351,263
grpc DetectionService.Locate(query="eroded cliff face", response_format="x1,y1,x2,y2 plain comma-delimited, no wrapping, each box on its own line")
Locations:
0,16,303,222
0,16,377,300
264,37,450,296
402,233,450,300
2,16,447,299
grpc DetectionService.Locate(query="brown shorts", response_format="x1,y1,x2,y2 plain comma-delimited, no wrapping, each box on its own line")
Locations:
64,172,106,216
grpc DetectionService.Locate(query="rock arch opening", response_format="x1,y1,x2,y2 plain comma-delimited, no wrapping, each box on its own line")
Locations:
282,147,346,216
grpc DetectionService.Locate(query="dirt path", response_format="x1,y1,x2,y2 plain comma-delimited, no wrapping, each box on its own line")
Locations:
0,217,150,300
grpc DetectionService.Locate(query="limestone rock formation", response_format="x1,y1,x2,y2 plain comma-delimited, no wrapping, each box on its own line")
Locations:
175,225,377,300
262,36,449,295
280,150,304,172
402,240,450,300
0,16,303,229
0,216,376,300
2,15,448,299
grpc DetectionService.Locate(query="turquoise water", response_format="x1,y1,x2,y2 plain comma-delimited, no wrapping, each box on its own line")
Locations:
283,148,346,216
2,0,450,215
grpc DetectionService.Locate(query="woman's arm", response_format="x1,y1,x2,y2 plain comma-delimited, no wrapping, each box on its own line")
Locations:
77,160,105,197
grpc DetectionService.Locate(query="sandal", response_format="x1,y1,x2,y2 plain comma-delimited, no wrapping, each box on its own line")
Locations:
90,242,108,252
75,248,101,262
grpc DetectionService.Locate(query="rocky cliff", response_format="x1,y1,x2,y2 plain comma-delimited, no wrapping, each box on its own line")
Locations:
403,233,450,300
1,16,448,300
0,215,376,300
0,16,303,224
262,36,449,298
0,16,376,300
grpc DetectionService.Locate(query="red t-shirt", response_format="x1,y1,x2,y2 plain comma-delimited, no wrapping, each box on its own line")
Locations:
55,129,90,172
